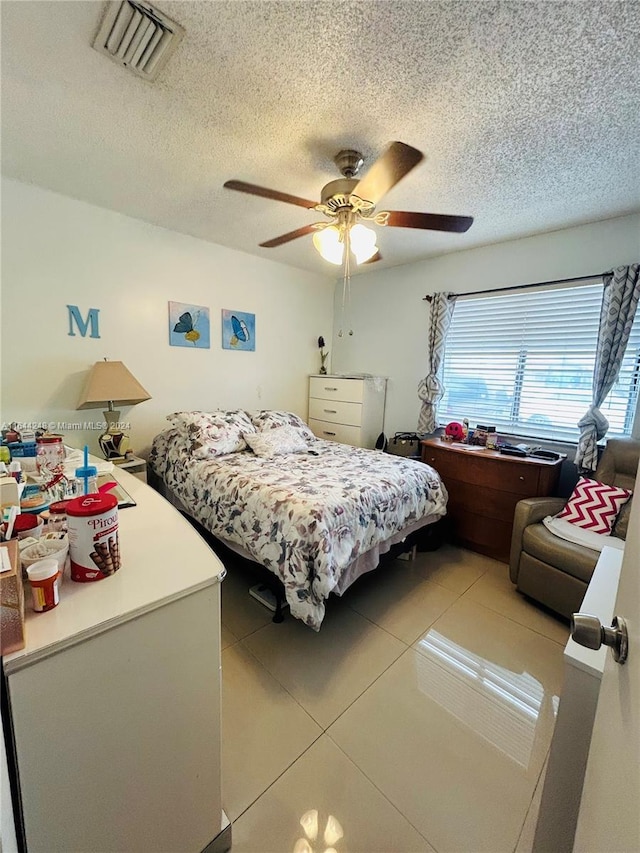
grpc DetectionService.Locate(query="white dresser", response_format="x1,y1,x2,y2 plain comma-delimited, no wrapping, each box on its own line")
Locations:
2,468,231,853
308,374,387,449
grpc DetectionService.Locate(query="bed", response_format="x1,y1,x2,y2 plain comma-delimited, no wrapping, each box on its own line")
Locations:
149,410,448,630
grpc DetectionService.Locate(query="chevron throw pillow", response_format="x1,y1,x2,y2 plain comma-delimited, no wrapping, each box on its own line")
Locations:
557,477,633,535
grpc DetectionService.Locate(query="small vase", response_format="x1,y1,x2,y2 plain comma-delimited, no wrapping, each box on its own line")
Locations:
319,365,327,375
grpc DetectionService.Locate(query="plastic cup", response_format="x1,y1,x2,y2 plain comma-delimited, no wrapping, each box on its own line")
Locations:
26,558,60,612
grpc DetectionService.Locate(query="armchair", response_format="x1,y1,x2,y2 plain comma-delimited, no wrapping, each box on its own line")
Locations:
510,438,639,619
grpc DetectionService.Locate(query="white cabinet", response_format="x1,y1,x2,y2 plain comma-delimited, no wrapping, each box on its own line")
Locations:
308,375,387,449
2,469,231,853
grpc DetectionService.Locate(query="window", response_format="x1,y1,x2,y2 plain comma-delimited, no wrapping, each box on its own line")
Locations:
439,281,640,443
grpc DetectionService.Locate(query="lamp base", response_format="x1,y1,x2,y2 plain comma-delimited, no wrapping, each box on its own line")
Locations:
99,410,131,460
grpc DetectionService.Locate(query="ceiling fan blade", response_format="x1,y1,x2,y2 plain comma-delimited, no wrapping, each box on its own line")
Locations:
353,142,424,206
362,251,382,264
259,224,318,248
385,210,474,233
224,180,317,210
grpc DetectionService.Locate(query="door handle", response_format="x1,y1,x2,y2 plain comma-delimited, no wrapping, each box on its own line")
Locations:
571,613,629,664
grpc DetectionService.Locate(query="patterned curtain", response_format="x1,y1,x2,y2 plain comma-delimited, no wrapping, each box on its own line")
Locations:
417,292,457,433
575,264,640,472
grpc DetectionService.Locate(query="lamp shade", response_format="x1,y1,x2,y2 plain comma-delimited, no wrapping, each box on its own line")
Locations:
349,223,378,264
77,361,151,410
313,226,344,265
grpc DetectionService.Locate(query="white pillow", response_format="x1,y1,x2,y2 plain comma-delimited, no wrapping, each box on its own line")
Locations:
249,410,315,442
166,410,255,458
244,425,309,458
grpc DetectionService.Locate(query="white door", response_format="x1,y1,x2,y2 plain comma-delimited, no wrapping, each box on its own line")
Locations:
573,466,640,852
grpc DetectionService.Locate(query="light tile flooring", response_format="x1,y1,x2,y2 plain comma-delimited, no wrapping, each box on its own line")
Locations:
219,544,569,853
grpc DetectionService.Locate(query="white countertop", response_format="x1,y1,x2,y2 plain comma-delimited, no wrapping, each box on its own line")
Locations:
3,468,226,674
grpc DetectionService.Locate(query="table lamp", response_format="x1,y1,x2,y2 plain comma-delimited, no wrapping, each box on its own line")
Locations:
77,359,151,460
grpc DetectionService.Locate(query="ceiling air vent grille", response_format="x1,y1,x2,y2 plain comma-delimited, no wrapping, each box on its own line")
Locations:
93,1,184,81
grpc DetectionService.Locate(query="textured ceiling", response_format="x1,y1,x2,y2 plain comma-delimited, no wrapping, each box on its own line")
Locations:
1,0,639,276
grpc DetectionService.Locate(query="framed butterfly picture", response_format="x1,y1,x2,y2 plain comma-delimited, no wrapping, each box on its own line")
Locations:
221,309,255,352
168,301,210,349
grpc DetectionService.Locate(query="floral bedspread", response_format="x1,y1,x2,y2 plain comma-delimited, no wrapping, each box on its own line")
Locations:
149,430,448,630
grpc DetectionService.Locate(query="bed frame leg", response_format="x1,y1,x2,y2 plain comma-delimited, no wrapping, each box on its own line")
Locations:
397,544,417,561
272,593,285,623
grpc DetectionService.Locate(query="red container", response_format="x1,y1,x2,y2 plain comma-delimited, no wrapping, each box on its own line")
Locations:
66,494,119,582
26,558,60,612
47,499,71,532
13,514,40,534
11,513,45,541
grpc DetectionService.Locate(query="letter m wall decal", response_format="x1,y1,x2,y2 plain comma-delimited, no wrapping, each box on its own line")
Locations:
67,305,101,339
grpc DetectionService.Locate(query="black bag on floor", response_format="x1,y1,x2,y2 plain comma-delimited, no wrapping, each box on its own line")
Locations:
386,432,424,459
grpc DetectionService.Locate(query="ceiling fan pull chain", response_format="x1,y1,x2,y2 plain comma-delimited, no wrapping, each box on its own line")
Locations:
342,225,354,337
338,258,348,338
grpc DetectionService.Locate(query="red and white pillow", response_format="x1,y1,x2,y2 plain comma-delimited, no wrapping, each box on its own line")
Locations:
556,477,633,535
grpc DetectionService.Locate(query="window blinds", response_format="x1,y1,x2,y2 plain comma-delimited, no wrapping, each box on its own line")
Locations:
440,282,640,442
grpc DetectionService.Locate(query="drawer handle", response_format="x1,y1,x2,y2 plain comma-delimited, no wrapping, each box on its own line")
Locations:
324,386,338,391
519,476,525,481
323,409,337,414
323,431,336,436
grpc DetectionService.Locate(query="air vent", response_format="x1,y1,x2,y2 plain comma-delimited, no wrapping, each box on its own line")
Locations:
93,1,184,81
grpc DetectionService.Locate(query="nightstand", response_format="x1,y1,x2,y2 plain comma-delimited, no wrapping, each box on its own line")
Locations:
113,455,147,483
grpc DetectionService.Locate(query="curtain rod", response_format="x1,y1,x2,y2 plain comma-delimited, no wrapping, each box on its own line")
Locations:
422,272,607,301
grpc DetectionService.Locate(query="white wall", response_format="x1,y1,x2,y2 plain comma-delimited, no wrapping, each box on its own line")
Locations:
0,178,333,457
332,214,640,437
2,180,638,456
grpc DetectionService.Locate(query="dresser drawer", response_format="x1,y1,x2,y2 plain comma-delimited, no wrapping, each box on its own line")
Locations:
451,513,514,562
309,418,361,446
446,481,526,522
423,446,541,495
309,376,364,403
309,398,363,426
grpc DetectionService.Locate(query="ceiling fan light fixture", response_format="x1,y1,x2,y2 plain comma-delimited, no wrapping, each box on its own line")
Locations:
313,222,378,266
350,223,378,264
313,226,343,265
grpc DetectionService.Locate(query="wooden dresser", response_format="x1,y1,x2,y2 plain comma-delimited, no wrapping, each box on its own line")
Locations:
308,375,387,449
421,438,563,562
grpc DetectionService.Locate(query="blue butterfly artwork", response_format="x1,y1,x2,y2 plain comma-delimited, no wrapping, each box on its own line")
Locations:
231,315,249,345
222,309,255,351
169,302,210,348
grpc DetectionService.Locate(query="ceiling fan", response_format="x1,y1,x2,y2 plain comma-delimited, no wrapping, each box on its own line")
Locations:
223,141,473,266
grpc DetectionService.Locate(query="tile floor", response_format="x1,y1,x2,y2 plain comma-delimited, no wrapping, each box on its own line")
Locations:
219,544,570,853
